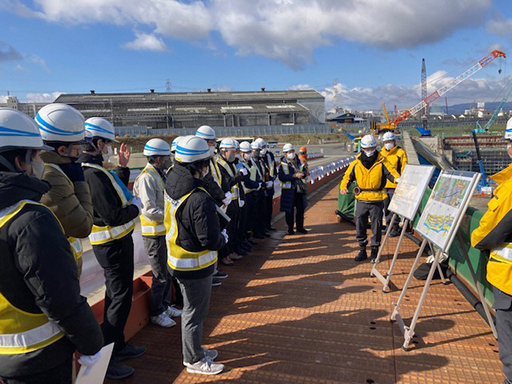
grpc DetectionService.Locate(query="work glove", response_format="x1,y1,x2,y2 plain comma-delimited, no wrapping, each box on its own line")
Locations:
131,197,143,212
239,200,245,208
221,229,229,243
59,162,85,183
220,204,228,214
78,349,103,373
266,180,273,188
222,192,233,206
239,167,248,176
395,177,402,183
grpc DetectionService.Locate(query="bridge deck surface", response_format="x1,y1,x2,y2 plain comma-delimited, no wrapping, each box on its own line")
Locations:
108,177,503,383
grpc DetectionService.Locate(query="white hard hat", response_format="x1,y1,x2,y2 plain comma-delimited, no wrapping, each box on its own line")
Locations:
240,141,252,153
382,132,396,142
175,135,211,164
361,135,377,149
85,117,118,143
282,143,295,153
195,125,216,140
251,140,262,150
219,138,237,150
35,103,86,143
505,117,512,140
144,138,171,157
255,138,267,147
0,108,52,152
234,140,240,149
171,136,183,152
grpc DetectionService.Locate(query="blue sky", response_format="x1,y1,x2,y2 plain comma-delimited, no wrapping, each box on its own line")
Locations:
1,0,512,111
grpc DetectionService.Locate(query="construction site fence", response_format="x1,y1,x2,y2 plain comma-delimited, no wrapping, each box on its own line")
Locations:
115,124,332,138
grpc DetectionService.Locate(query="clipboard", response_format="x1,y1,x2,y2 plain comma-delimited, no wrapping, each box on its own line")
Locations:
75,343,114,384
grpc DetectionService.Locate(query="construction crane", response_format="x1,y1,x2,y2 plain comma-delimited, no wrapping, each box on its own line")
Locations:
377,50,507,133
475,81,512,133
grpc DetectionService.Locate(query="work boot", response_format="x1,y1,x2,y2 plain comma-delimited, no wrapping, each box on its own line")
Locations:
115,343,146,361
389,228,400,238
370,246,379,263
354,247,367,262
106,359,135,380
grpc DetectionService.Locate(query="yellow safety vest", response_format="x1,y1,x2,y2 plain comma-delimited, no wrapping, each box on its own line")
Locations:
164,189,217,271
0,200,65,354
265,153,276,178
44,163,84,268
209,159,223,188
136,165,166,237
216,157,239,201
239,160,256,194
82,163,135,245
280,162,293,190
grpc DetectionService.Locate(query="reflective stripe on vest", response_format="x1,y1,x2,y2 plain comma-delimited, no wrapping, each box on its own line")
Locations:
488,243,512,296
44,163,84,266
0,201,65,354
281,163,292,189
266,153,276,178
216,157,240,200
137,165,166,236
240,161,256,194
164,189,217,271
82,163,135,245
209,159,222,188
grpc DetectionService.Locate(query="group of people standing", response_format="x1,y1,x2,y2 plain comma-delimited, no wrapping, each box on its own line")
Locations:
0,103,310,383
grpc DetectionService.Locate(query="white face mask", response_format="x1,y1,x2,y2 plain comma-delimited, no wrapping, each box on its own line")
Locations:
508,143,512,160
286,152,296,160
244,152,252,160
261,148,268,155
30,160,45,179
209,147,216,157
227,152,236,163
364,150,376,157
384,142,395,151
102,144,113,162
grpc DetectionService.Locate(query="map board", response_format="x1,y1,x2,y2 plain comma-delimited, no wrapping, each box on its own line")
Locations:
415,171,480,251
388,164,435,221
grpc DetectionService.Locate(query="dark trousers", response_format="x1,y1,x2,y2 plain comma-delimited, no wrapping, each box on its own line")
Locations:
243,193,256,238
253,191,266,236
177,275,213,364
383,188,399,231
265,188,275,229
0,355,72,384
285,192,306,232
92,234,134,354
143,236,172,317
494,287,512,381
219,201,240,258
355,201,384,248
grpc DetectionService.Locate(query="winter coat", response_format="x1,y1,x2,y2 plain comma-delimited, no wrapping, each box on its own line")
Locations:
40,151,94,239
165,163,226,279
133,163,165,225
278,158,303,213
0,172,103,377
380,146,408,189
78,153,139,229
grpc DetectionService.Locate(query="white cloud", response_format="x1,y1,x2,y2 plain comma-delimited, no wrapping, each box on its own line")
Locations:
9,0,492,69
124,33,167,52
487,17,512,35
24,91,64,102
309,72,512,111
0,96,8,103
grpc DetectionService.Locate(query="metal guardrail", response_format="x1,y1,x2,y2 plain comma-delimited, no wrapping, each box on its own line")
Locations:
115,124,331,137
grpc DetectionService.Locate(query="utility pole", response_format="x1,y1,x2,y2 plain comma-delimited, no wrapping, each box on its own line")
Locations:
421,58,428,129
166,79,172,92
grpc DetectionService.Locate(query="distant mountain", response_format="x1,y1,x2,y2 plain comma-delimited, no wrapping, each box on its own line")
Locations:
436,102,512,115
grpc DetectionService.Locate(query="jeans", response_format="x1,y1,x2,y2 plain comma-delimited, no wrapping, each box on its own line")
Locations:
143,236,172,317
176,275,213,364
92,234,134,354
494,287,512,381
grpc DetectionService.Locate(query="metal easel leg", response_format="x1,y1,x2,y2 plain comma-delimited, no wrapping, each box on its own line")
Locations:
370,213,396,277
382,219,410,292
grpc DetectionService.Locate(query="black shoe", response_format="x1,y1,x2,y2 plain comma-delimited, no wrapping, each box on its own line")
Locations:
240,243,252,252
115,343,146,361
287,229,295,235
106,359,135,380
355,248,368,262
234,248,248,256
296,228,308,234
267,226,277,231
213,271,228,279
370,247,379,263
212,278,222,287
253,233,265,239
389,229,400,238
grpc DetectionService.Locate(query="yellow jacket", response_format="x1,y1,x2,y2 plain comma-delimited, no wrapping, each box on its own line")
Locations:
380,146,408,189
340,153,400,202
471,164,512,295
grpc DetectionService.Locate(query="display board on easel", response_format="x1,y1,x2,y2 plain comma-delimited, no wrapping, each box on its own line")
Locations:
391,170,483,350
371,164,435,292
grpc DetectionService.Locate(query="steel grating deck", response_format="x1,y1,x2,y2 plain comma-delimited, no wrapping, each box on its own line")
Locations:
108,177,503,383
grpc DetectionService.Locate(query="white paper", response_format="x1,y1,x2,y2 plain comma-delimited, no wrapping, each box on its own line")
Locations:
75,343,114,384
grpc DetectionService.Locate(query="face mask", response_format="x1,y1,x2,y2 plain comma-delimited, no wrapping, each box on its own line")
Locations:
244,153,252,160
102,144,113,162
286,153,296,160
384,143,395,151
364,150,376,157
209,147,216,157
261,148,268,155
235,154,241,160
162,159,173,170
227,153,236,163
30,160,45,179
508,144,512,160
253,150,260,158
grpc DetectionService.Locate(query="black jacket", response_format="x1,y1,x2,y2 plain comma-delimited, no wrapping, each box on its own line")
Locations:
165,163,225,279
78,153,139,228
0,172,103,377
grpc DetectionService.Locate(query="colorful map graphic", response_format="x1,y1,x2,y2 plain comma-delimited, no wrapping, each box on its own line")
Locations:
422,213,454,237
431,178,470,209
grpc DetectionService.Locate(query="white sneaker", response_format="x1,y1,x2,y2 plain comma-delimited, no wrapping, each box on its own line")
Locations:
203,347,218,360
229,253,243,261
165,306,183,318
151,312,176,328
184,356,224,375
